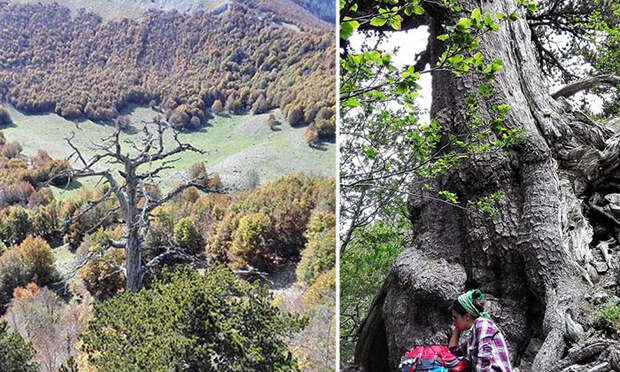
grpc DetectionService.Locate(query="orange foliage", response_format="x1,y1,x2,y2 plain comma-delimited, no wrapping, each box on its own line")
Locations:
0,3,335,136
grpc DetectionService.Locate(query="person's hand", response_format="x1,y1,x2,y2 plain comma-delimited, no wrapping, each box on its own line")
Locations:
448,325,461,348
451,325,461,337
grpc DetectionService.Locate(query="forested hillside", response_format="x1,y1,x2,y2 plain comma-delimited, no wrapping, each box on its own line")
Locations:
0,1,335,139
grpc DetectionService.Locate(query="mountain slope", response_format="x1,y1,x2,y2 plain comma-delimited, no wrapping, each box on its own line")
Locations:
8,0,334,23
0,1,335,135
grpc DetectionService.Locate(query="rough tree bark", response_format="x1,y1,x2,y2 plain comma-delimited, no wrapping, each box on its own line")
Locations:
352,1,620,371
66,121,222,292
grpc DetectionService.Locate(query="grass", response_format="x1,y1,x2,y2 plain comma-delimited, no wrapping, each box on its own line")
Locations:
595,298,620,333
53,244,77,277
1,105,335,196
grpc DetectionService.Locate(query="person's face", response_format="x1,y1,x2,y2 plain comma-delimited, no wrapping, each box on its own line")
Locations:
452,310,473,332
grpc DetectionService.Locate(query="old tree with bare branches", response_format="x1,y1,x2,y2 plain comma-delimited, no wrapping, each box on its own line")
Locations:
341,0,620,371
65,120,221,292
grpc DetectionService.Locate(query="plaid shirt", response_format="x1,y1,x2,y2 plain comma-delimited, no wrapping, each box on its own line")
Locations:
449,317,513,372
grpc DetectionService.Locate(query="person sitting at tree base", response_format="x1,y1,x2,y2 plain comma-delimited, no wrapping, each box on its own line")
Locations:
448,289,513,372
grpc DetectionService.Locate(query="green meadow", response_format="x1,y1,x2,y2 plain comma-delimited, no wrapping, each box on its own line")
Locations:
2,105,335,196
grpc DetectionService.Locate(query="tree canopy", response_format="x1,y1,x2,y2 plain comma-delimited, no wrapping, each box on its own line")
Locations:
80,265,302,372
0,320,38,372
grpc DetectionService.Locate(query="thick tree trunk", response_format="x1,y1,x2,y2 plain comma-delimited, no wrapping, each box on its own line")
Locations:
353,1,620,371
125,225,142,292
124,169,143,293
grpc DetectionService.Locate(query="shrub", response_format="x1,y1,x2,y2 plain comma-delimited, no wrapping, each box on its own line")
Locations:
31,204,62,244
0,105,12,126
173,217,203,255
116,115,132,130
251,95,269,114
594,298,620,335
296,211,336,287
1,141,23,158
188,162,207,179
315,118,335,139
268,113,279,130
0,236,56,308
0,320,38,372
287,105,304,126
230,212,268,268
78,230,125,301
0,207,33,247
211,99,224,114
304,125,319,146
81,266,301,371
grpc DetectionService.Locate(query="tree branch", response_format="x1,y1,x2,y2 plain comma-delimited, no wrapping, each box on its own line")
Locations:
145,178,224,214
551,75,620,99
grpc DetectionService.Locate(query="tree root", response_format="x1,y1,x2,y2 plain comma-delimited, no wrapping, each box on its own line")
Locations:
557,340,620,371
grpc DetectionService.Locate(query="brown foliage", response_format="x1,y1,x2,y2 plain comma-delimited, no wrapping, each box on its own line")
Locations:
6,283,92,372
77,229,125,301
267,113,279,130
0,235,56,308
0,105,12,125
208,174,335,269
0,3,335,135
287,105,305,126
304,124,319,146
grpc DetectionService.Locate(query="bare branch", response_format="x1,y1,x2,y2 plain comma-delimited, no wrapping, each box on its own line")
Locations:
65,132,88,168
145,177,224,213
551,75,620,99
144,245,204,269
110,239,127,248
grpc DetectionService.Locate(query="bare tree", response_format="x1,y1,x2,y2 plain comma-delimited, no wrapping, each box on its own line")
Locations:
65,120,222,292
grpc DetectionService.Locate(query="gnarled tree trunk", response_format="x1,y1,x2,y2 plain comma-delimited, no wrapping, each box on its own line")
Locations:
352,1,620,371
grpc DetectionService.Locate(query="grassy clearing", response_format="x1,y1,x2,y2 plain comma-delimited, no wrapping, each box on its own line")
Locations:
1,105,335,196
53,244,77,277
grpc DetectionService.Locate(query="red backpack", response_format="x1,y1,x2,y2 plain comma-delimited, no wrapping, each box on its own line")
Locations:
398,345,468,372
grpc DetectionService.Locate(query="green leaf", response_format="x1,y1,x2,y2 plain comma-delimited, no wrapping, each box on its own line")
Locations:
344,97,361,107
370,17,387,27
509,12,519,22
394,82,408,94
389,15,402,30
340,20,359,39
477,83,492,96
437,34,449,41
350,3,358,11
484,12,493,27
527,1,538,11
471,8,481,23
340,0,345,10
456,17,471,30
496,13,505,20
413,5,424,15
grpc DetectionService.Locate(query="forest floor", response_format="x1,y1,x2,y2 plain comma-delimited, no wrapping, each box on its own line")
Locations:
2,104,335,196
